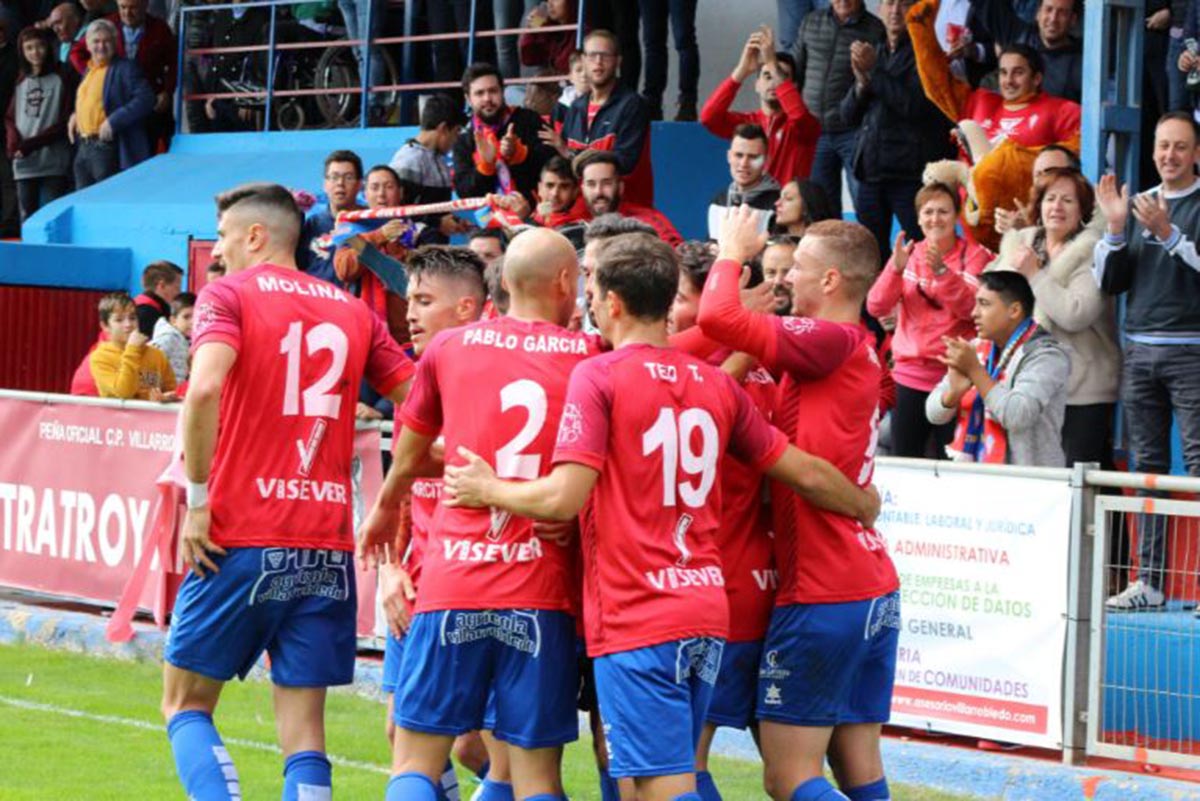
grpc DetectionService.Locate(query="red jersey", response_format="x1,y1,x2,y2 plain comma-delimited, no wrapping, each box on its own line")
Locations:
963,90,1080,148
697,259,899,605
699,77,821,184
399,316,599,614
192,264,413,551
399,475,441,615
553,344,788,657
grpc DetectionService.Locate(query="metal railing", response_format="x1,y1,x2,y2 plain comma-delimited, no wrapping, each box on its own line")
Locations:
175,0,587,134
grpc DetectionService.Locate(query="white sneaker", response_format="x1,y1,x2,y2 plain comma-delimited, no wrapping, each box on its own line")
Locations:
1105,580,1166,611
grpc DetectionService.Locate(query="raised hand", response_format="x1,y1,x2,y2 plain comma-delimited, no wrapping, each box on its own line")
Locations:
499,124,519,161
1132,190,1172,241
718,204,769,265
475,129,498,166
733,31,763,82
1095,174,1129,236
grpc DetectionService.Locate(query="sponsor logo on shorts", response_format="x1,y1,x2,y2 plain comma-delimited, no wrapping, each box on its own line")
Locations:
763,683,783,706
865,592,902,640
249,549,350,604
760,649,790,681
675,637,723,686
439,610,543,656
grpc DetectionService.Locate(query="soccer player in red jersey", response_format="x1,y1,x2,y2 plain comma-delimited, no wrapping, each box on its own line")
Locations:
670,243,779,801
442,231,880,801
161,183,415,801
699,206,901,801
358,227,594,801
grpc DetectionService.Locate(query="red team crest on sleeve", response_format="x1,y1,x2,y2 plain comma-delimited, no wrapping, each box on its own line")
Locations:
557,402,585,447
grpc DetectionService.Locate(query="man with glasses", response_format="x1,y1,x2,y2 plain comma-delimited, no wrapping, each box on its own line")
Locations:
553,29,656,207
298,150,365,286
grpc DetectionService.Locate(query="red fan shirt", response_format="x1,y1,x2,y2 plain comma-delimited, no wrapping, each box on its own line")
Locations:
192,264,413,551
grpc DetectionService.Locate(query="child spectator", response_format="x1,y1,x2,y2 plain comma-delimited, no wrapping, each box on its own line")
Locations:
5,26,74,223
150,290,194,382
90,291,177,400
556,49,589,119
134,259,183,336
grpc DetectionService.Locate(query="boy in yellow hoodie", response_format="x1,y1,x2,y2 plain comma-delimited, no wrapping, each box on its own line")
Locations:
89,291,178,401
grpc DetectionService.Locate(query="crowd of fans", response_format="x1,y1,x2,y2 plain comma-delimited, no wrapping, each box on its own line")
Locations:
6,0,1197,609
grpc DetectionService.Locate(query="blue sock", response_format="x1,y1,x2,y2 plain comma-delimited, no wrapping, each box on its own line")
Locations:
282,750,331,800
439,758,460,801
791,777,850,801
598,767,620,801
167,710,241,801
844,778,890,801
696,770,722,801
476,778,514,801
386,772,439,801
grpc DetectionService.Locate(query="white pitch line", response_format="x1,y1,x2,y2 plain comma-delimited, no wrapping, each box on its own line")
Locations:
0,694,390,775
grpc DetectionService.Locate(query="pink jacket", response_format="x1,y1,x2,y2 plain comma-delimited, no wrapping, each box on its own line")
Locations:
866,238,991,392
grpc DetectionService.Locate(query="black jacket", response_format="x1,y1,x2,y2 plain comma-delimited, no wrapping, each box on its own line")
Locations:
840,35,955,183
971,0,1082,102
559,83,654,206
452,105,553,204
791,8,886,132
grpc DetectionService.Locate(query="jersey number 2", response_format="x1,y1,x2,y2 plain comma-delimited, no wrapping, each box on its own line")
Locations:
496,379,548,480
280,321,349,418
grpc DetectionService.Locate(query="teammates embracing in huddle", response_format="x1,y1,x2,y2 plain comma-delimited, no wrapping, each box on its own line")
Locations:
160,183,899,801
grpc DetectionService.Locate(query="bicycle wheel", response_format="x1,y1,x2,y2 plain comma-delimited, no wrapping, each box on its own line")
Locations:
314,44,400,127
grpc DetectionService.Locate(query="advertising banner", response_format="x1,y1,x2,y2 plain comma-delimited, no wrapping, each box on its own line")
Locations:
877,461,1073,748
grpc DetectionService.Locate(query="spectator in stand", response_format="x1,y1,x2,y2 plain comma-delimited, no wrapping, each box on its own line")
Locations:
988,168,1119,468
533,154,587,228
551,29,655,206
993,143,1079,235
80,0,116,27
772,177,836,237
335,164,411,343
701,26,820,187
90,290,177,400
151,289,195,382
453,62,553,205
67,19,154,188
45,2,82,62
524,69,562,122
422,0,497,93
519,0,580,75
790,0,886,218
299,149,364,285
760,236,796,314
557,49,589,116
707,123,781,239
390,94,470,244
467,227,506,267
6,25,73,222
135,259,182,335
1171,1,1200,113
194,3,268,133
969,0,1082,102
336,0,386,124
908,8,1081,153
1095,112,1200,613
840,0,955,262
925,270,1070,465
574,148,680,245
0,17,17,237
70,0,176,146
639,0,700,121
868,182,991,458
778,0,829,52
586,0,641,92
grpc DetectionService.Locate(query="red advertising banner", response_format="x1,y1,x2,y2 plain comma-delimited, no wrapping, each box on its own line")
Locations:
0,394,384,639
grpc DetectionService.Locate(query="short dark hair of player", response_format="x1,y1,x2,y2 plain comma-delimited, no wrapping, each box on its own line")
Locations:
406,246,487,304
999,43,1044,76
594,233,679,321
541,155,576,184
979,270,1036,319
484,259,510,314
732,123,768,146
584,28,620,54
1038,144,1082,172
171,291,197,316
584,213,656,244
1156,109,1200,143
469,228,507,252
420,93,467,131
141,260,183,291
214,183,304,243
774,51,798,82
98,291,135,325
914,181,961,216
803,220,881,301
462,62,504,94
677,240,716,294
1031,167,1095,228
573,149,621,181
324,149,363,181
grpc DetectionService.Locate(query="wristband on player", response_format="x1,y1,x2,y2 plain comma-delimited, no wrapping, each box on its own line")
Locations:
186,481,209,509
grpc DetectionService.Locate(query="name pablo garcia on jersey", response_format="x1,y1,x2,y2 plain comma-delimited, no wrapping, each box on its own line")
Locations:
461,326,591,355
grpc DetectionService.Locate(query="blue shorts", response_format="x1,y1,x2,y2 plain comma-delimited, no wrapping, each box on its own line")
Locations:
756,592,900,727
593,637,725,778
385,629,499,730
706,639,763,730
165,547,356,687
394,609,578,749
